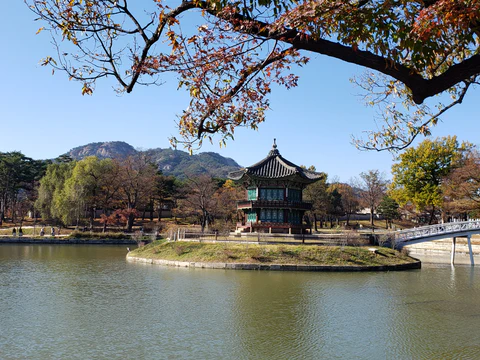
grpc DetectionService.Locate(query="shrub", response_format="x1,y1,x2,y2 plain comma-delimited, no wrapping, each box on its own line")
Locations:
68,231,128,239
223,248,237,260
174,245,186,256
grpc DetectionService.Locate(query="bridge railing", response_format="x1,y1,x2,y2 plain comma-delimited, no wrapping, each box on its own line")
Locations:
395,220,480,243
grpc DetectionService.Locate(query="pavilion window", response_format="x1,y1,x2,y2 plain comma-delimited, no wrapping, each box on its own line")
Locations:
290,210,301,224
259,188,284,201
278,210,284,223
260,209,284,223
289,189,301,202
246,210,256,222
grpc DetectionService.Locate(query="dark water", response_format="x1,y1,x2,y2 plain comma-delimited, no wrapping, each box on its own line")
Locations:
1,244,480,360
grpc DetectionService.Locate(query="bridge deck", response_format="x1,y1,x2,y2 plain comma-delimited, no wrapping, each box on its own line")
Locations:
394,220,479,265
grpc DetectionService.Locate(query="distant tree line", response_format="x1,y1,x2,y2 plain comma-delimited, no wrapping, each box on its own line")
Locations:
0,152,48,225
305,136,480,229
3,135,480,232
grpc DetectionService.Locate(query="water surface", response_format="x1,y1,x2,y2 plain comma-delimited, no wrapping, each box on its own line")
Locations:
1,244,480,359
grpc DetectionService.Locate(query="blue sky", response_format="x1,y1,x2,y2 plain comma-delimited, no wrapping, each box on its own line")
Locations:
1,2,478,182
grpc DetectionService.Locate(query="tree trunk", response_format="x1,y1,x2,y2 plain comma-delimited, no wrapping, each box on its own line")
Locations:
89,207,95,231
428,206,436,225
370,207,374,226
157,206,162,222
314,214,318,232
127,213,135,232
12,200,17,223
149,199,154,222
0,197,5,225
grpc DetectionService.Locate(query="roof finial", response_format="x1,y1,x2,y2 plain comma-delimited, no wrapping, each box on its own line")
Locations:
268,138,280,156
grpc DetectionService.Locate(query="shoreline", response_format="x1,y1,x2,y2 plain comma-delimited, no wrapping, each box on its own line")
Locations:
127,241,421,272
0,237,136,245
126,254,421,271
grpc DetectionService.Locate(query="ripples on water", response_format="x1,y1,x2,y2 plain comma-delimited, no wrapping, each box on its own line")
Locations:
1,245,480,359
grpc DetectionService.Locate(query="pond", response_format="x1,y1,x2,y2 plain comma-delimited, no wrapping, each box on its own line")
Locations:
1,244,480,359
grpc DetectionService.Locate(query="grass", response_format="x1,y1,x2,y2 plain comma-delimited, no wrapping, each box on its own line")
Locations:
67,230,131,239
130,241,418,267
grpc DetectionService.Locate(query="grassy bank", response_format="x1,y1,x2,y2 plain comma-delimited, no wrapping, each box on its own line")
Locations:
130,241,417,267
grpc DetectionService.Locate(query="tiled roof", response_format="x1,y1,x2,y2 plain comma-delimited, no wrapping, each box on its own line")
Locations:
228,140,324,182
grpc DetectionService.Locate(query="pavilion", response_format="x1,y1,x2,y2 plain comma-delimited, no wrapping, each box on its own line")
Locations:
228,140,324,234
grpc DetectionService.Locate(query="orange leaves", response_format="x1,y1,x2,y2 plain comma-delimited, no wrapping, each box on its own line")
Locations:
166,30,180,52
187,35,198,44
81,83,93,96
40,56,56,66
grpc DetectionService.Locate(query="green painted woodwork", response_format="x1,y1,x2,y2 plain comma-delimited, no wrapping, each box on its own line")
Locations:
247,188,257,200
246,210,257,222
259,188,284,201
290,210,301,224
260,208,284,223
289,189,301,202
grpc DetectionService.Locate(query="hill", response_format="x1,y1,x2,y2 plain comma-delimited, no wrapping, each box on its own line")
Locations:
68,141,137,160
64,141,241,179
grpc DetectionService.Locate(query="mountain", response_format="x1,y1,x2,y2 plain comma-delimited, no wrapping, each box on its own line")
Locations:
64,141,242,179
68,141,137,160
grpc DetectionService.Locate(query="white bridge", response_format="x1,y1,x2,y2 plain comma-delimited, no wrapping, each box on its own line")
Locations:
394,220,480,265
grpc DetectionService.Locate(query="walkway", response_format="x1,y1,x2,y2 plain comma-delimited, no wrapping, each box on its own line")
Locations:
395,220,480,265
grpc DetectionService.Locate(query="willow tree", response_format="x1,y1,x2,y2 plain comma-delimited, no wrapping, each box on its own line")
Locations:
60,156,120,228
28,0,480,151
36,161,76,223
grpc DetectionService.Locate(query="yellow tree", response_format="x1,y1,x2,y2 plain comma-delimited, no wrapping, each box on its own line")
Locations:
59,156,119,228
390,136,470,224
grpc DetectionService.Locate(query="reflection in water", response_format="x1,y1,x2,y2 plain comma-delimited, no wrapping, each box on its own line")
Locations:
1,245,480,359
231,272,318,359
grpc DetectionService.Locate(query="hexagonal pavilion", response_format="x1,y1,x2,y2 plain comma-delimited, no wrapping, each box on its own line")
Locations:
228,140,324,234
